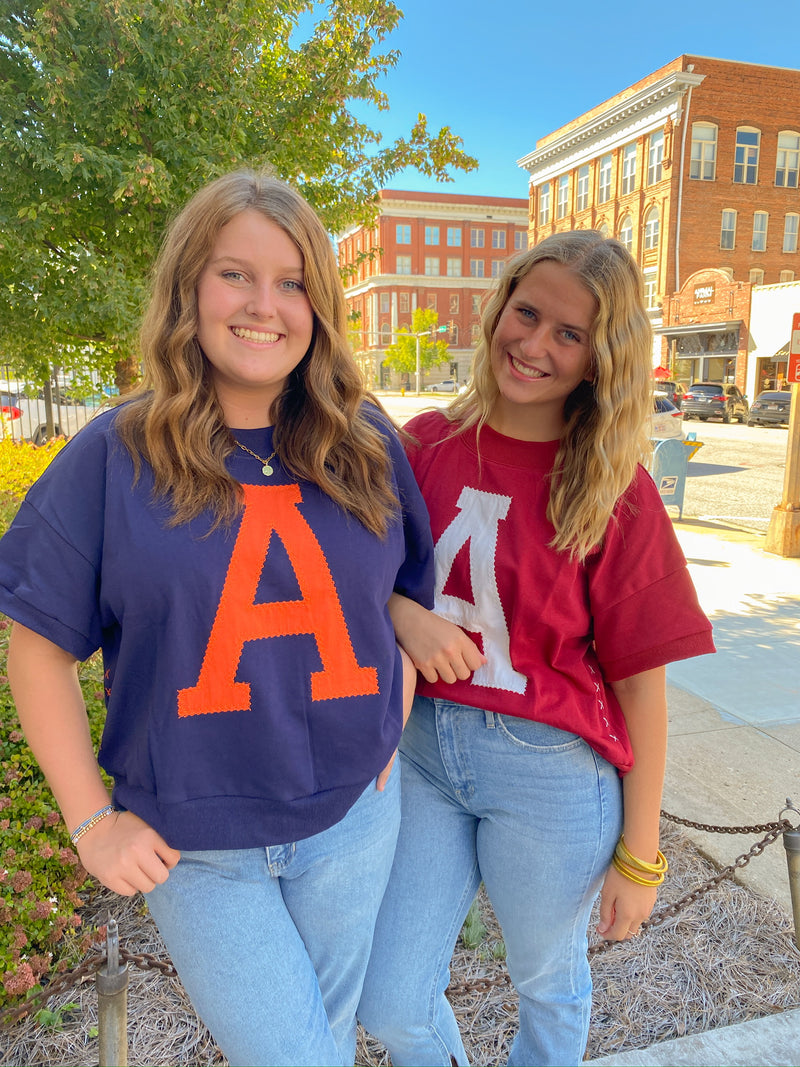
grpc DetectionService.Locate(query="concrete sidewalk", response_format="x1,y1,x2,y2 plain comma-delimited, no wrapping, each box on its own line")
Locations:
589,518,800,1066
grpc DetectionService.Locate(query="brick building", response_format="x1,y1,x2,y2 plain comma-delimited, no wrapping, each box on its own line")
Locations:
518,55,800,391
338,190,528,390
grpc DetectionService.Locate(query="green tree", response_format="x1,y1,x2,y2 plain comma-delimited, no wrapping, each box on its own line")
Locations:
383,307,449,379
0,0,476,389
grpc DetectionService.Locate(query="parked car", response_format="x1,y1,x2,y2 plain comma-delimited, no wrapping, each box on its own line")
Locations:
424,378,461,393
653,380,686,407
746,389,792,427
680,382,749,423
651,397,685,440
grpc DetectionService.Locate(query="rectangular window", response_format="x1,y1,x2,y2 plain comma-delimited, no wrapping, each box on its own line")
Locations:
449,324,459,345
648,131,664,185
426,293,437,310
449,294,459,313
720,210,736,250
538,183,550,225
556,174,569,219
396,224,411,244
734,128,760,184
576,165,589,211
396,255,412,274
470,259,485,278
643,270,658,310
514,231,528,250
424,225,440,245
491,229,506,249
446,257,461,277
471,295,481,315
749,268,765,285
424,256,440,276
690,123,717,180
783,214,799,253
399,292,409,312
752,212,768,252
621,142,637,195
470,228,485,248
446,227,462,246
776,133,800,188
380,293,390,313
598,154,612,203
491,260,504,278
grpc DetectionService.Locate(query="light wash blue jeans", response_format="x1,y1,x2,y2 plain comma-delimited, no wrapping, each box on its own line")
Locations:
145,768,400,1067
358,697,622,1067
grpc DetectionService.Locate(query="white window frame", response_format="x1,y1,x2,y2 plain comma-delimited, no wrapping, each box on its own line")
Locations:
446,257,461,277
752,212,768,252
514,231,528,251
538,183,551,225
643,269,658,310
396,224,411,244
380,293,390,314
424,225,440,245
734,127,760,184
396,254,412,274
648,131,664,185
690,123,717,181
491,260,504,278
470,228,485,248
576,165,590,211
619,214,633,250
749,268,764,285
776,132,800,189
598,154,612,203
399,292,409,313
783,214,799,253
470,259,485,278
446,227,462,247
621,142,637,195
720,210,737,250
424,256,440,276
556,174,569,219
491,229,506,249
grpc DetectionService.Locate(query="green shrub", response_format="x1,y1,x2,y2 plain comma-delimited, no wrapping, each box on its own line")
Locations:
0,442,107,1009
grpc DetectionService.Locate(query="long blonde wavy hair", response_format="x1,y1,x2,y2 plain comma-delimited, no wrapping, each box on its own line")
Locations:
447,230,653,560
116,170,397,537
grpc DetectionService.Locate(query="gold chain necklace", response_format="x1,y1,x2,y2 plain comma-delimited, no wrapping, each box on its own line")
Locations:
234,440,278,477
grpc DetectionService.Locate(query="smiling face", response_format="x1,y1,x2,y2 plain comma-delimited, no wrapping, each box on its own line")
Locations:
489,259,597,441
195,209,314,427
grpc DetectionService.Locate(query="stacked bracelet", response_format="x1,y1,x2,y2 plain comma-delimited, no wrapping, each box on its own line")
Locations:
69,804,117,845
611,835,668,887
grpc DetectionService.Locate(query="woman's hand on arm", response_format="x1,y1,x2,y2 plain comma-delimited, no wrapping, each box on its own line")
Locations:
387,593,485,684
8,623,180,896
596,665,668,940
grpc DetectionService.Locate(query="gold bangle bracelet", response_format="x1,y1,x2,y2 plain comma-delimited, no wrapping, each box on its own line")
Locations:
69,804,117,845
612,854,666,887
615,836,668,876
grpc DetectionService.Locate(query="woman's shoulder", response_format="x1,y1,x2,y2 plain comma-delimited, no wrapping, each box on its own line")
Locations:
403,408,453,445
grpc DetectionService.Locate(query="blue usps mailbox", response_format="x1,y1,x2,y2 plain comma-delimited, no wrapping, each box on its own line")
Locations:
651,438,699,518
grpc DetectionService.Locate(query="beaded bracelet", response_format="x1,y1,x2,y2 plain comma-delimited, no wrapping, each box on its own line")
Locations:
69,804,117,845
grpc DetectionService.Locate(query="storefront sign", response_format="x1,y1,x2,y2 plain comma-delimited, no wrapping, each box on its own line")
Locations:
693,284,715,304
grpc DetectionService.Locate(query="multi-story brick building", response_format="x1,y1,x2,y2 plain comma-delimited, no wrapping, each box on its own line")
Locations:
338,190,528,390
518,55,800,392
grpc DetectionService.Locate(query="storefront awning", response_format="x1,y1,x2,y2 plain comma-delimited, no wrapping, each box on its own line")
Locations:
654,320,742,338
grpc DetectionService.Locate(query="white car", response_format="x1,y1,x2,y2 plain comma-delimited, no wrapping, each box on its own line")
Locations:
424,378,461,393
650,397,685,440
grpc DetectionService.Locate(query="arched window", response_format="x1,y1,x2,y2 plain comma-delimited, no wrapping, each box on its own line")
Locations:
690,123,717,180
644,207,660,250
618,215,633,250
776,133,800,188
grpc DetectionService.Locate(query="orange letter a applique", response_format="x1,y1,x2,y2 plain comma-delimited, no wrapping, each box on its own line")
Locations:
178,483,378,717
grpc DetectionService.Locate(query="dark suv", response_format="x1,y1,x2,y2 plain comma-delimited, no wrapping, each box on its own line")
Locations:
680,382,749,423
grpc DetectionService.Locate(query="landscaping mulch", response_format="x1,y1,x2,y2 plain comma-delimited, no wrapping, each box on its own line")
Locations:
1,820,799,1066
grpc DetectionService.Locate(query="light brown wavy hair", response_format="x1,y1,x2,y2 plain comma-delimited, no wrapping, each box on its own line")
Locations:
446,230,652,560
115,170,397,537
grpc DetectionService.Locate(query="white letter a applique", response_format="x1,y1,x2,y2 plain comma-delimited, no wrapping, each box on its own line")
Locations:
434,487,526,694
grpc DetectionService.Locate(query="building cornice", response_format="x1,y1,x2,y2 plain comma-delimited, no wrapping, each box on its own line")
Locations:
343,275,496,299
517,71,706,185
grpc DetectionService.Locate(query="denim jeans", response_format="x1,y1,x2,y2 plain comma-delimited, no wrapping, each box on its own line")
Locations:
145,767,400,1067
358,697,622,1067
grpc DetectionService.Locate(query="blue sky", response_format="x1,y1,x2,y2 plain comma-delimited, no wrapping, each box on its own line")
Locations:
336,0,800,200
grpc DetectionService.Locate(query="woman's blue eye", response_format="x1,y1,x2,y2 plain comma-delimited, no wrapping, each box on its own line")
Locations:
222,270,245,282
282,279,305,291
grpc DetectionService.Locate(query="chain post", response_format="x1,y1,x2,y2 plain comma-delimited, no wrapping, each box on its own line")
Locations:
96,918,128,1067
780,800,800,951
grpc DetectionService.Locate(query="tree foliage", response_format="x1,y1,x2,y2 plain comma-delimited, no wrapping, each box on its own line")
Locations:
383,306,449,376
0,0,477,387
